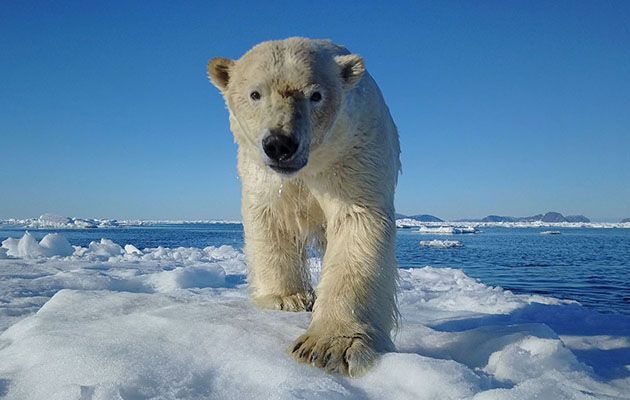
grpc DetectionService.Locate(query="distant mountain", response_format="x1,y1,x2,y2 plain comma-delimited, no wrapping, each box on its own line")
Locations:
565,215,591,223
522,214,544,222
478,212,590,223
399,211,591,223
481,215,517,223
395,213,443,222
541,212,566,222
409,214,443,222
621,218,630,223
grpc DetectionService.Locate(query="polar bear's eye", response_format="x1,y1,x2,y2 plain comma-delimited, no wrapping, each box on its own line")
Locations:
250,91,261,101
310,92,322,102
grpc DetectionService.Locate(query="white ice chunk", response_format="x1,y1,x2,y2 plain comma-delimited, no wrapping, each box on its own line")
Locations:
2,232,52,258
39,233,74,257
17,231,46,258
420,240,462,248
37,213,71,226
1,237,20,257
124,244,142,255
418,226,477,235
87,238,124,259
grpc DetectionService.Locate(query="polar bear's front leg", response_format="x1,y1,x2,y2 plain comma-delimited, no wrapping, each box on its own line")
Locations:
290,208,397,376
243,204,314,312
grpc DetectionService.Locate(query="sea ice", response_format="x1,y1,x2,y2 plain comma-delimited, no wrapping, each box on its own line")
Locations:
418,226,477,235
124,244,142,255
420,240,463,248
1,232,74,258
0,233,628,399
38,233,75,257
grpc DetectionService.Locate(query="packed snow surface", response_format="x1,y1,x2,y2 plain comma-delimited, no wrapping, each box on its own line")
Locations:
420,240,463,248
0,233,629,399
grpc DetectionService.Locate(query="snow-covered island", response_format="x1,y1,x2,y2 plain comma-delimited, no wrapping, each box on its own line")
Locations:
0,232,628,399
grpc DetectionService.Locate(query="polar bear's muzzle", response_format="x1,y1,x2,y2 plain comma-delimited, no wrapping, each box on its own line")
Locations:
261,133,308,175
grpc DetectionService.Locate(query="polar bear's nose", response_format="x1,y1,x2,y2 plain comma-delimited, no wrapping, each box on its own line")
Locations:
262,134,299,162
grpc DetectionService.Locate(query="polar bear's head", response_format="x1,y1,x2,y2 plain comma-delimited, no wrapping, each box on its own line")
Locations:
207,38,365,176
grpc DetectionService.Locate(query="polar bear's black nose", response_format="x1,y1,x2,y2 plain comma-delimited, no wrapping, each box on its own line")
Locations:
262,134,299,162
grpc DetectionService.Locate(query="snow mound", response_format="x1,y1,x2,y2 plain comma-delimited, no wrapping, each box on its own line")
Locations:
38,233,75,256
148,266,226,292
398,267,567,315
418,226,477,235
0,234,628,399
420,240,462,248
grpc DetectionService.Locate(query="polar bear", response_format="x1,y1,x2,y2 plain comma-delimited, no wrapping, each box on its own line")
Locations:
207,37,400,377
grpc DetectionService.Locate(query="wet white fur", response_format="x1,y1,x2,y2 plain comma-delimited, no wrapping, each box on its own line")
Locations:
208,37,400,376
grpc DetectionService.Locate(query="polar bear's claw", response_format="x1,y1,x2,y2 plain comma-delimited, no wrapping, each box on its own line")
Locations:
290,331,376,377
253,292,315,312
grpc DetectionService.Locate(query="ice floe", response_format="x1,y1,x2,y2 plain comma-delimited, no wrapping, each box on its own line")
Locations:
420,240,463,248
0,233,628,399
418,226,478,235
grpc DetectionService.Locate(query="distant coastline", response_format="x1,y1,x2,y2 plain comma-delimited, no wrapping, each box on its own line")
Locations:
1,212,629,230
396,211,630,225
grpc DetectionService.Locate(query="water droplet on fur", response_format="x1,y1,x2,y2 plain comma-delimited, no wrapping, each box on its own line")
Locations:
278,183,284,196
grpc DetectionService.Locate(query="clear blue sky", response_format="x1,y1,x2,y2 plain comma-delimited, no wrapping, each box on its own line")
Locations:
1,1,629,221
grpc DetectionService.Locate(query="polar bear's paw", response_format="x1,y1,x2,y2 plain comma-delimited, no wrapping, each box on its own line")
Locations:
290,330,376,377
253,292,315,312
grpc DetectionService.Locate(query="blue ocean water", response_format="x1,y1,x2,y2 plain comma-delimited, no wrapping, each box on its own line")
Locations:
1,224,629,315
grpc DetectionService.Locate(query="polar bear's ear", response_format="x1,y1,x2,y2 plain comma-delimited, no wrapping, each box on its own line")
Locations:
207,57,235,92
334,54,365,88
